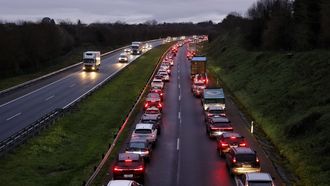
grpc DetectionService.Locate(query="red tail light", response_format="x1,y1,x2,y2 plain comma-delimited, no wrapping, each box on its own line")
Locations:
113,166,124,172
239,142,246,147
256,157,260,163
232,157,237,163
160,93,163,96
144,103,149,108
133,166,144,172
158,103,162,108
125,159,132,163
230,136,236,139
220,142,229,147
207,113,214,117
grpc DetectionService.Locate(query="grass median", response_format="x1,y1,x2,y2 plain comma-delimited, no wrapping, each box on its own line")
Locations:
0,44,171,186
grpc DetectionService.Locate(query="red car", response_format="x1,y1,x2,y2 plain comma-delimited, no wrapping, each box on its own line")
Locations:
217,132,247,157
112,153,145,183
144,93,162,110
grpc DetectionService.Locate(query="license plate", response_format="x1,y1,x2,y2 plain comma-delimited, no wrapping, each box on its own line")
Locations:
242,164,252,168
124,174,133,178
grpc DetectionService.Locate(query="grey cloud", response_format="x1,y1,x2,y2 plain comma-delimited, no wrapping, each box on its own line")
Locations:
0,0,255,23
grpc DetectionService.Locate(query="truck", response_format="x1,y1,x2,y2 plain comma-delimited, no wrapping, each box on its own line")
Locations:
190,56,206,78
187,42,197,58
82,51,101,71
131,41,143,55
202,88,225,111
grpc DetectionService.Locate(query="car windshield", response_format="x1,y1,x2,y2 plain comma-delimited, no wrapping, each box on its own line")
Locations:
248,181,272,186
236,154,256,162
83,59,94,63
129,142,146,149
135,129,152,134
147,94,159,99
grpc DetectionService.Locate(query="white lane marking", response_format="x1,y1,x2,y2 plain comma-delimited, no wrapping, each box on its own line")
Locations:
0,75,72,108
45,95,54,101
178,95,181,101
177,138,180,150
178,112,181,120
6,112,21,121
178,84,180,89
178,76,180,80
69,83,76,88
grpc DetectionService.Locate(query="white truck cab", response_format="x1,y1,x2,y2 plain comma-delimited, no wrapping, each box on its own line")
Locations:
83,51,101,71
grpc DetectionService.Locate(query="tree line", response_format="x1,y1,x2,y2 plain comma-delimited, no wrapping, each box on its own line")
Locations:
0,18,216,78
218,0,330,50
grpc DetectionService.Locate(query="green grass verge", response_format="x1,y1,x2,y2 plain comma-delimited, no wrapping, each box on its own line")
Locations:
206,32,330,185
0,44,171,186
0,45,121,91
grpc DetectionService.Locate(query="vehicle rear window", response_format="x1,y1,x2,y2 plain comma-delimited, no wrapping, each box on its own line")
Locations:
236,154,256,162
213,122,231,127
129,142,146,149
248,181,272,186
146,110,159,114
147,94,159,99
135,129,152,134
209,110,225,114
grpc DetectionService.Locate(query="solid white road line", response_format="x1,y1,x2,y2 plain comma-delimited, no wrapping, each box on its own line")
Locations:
69,83,76,87
6,112,21,121
177,138,180,150
45,95,54,101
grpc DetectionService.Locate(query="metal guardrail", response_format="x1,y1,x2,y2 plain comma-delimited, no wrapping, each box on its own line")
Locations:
0,109,63,156
0,39,163,156
0,39,162,96
84,44,173,186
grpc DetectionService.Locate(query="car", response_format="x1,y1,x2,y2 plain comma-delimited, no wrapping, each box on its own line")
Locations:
118,53,129,63
236,172,275,186
193,74,208,85
107,180,142,186
192,80,206,97
158,71,170,82
141,108,162,134
131,123,158,144
217,132,247,157
151,78,164,89
111,153,145,183
225,147,261,175
205,116,233,138
144,93,162,110
204,105,226,121
125,139,152,161
124,48,132,55
149,87,164,100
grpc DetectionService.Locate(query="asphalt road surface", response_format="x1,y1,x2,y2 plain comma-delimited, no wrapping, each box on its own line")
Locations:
0,40,162,141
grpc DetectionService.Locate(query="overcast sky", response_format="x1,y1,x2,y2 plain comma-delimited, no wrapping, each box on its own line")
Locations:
0,0,256,24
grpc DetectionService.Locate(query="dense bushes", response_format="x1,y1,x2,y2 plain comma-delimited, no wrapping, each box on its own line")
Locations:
0,18,215,78
218,0,330,51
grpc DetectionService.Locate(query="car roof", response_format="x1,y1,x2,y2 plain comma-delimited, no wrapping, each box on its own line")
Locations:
210,116,229,122
141,114,158,120
120,52,127,55
135,123,153,129
245,172,272,181
191,56,207,61
153,79,162,82
232,147,255,154
118,153,140,161
146,107,160,111
107,180,135,186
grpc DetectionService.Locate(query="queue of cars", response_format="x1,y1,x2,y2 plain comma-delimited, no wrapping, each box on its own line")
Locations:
190,63,275,185
108,44,179,185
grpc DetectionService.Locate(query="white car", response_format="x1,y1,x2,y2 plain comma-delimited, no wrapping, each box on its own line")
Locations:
151,78,164,89
118,53,128,63
158,71,170,82
107,180,141,186
236,172,275,186
131,123,158,144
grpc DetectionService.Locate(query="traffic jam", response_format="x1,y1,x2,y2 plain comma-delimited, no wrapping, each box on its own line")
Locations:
107,37,276,186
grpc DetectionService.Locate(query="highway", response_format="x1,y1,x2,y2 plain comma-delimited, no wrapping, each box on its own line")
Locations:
0,40,162,141
110,43,284,186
